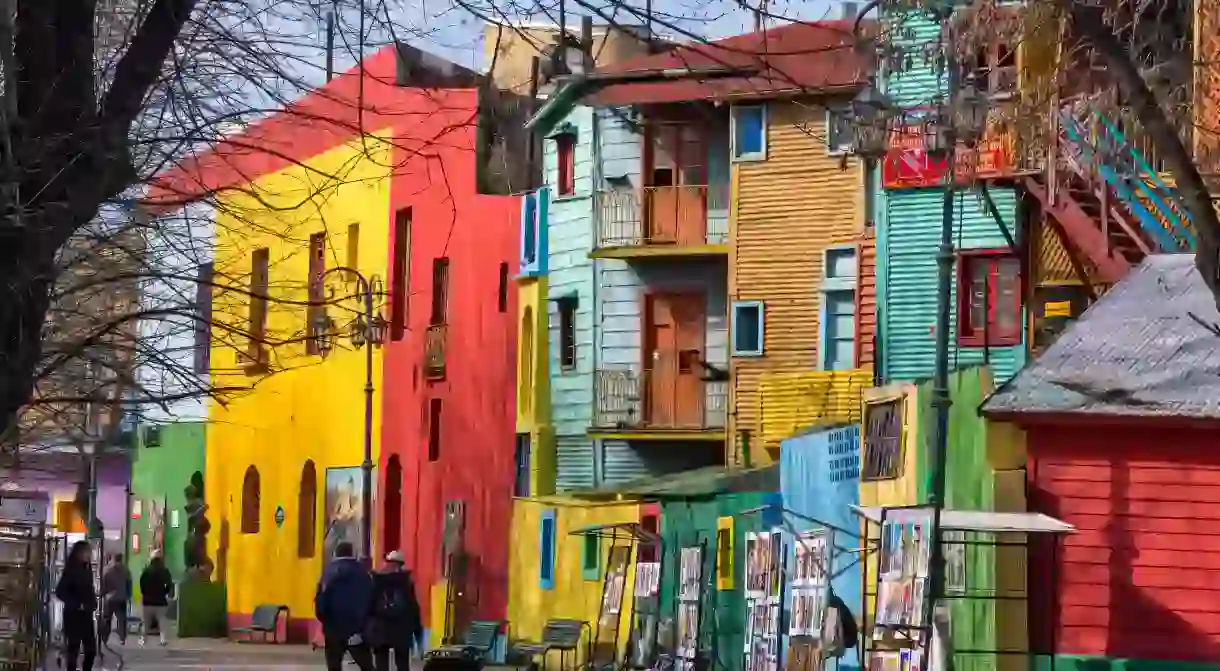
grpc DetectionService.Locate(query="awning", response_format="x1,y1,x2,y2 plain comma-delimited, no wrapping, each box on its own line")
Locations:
850,506,1075,534
569,521,661,543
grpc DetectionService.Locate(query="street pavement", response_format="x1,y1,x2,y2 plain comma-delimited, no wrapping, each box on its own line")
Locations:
86,638,329,670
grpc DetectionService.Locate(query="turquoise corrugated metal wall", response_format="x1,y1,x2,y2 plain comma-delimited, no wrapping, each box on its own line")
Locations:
880,188,1026,383
546,105,597,491
883,12,944,107
779,424,862,671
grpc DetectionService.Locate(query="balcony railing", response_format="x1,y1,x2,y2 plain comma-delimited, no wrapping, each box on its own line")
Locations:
597,185,729,249
593,367,728,431
424,324,446,379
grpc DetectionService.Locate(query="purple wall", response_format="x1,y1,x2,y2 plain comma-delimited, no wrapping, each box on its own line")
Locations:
0,453,128,534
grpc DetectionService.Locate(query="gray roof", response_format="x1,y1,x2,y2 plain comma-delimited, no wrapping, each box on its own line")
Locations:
983,254,1220,420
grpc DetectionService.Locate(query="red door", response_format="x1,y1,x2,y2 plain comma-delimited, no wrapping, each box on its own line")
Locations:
644,293,706,428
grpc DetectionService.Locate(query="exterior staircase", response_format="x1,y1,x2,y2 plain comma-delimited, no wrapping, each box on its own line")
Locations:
1024,98,1196,284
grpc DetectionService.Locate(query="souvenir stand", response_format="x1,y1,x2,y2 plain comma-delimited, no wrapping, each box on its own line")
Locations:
674,542,705,671
0,492,50,671
571,523,658,671
852,505,1077,671
628,545,661,669
742,529,786,671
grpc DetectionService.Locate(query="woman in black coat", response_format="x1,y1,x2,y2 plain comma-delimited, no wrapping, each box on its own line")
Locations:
55,540,98,671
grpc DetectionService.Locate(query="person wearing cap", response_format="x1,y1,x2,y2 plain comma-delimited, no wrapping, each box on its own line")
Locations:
316,541,376,671
367,550,423,671
138,550,175,646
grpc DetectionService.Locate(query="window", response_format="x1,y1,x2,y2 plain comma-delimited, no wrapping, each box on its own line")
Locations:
241,465,261,534
864,162,877,228
193,262,213,374
297,461,317,558
958,252,1022,347
520,308,534,413
967,39,1018,97
716,516,734,590
391,208,411,341
638,513,659,563
346,223,360,271
944,530,967,595
540,510,557,589
428,397,442,461
821,246,858,371
306,232,326,355
731,301,764,357
246,248,270,365
498,262,509,313
514,433,531,498
557,296,577,370
581,533,600,580
731,105,767,161
431,258,450,325
862,397,903,481
556,134,576,196
522,193,538,264
826,107,854,153
384,457,403,553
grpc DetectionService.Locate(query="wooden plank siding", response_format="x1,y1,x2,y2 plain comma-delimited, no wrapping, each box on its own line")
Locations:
729,101,869,463
856,230,877,369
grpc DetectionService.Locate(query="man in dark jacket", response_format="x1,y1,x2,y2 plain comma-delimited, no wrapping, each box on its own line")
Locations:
368,551,424,671
316,541,375,671
139,551,174,646
55,540,97,671
100,553,132,645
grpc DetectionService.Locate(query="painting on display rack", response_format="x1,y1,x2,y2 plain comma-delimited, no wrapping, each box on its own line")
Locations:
323,467,365,560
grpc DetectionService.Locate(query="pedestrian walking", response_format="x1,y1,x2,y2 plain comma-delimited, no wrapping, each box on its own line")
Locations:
315,541,375,671
100,553,132,645
138,551,174,646
368,551,423,671
54,540,97,671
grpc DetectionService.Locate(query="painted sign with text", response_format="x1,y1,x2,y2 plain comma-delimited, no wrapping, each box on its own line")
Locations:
881,125,1014,188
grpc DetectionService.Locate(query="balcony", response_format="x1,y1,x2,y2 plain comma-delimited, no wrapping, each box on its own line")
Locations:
594,185,729,259
424,324,446,379
590,367,727,441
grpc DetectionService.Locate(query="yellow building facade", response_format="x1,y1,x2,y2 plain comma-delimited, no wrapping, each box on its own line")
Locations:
729,100,873,464
517,275,555,496
206,136,391,633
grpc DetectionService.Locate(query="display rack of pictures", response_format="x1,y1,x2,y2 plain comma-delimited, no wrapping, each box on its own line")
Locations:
786,528,834,671
676,545,704,671
628,556,662,669
743,530,785,671
870,506,936,671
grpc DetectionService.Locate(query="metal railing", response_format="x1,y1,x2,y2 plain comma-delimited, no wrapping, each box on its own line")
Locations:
424,324,446,378
596,185,729,248
592,367,728,430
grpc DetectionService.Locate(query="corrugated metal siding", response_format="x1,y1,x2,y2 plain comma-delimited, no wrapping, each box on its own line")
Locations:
857,232,878,368
601,439,722,485
881,188,1026,383
756,371,870,450
555,435,595,491
883,13,943,106
731,102,865,464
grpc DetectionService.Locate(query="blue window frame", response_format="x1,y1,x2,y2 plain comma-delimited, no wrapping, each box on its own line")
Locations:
539,509,556,589
519,187,549,277
731,105,767,162
820,245,858,371
731,301,765,357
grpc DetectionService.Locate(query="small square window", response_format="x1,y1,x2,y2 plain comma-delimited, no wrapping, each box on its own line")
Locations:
581,534,600,580
731,105,767,162
731,301,764,357
826,107,854,154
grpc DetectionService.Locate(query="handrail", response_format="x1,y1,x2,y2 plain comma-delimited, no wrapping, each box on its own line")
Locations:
1091,112,1195,249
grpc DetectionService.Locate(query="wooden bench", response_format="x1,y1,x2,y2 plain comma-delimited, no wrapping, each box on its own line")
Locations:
511,619,588,671
427,619,505,660
231,604,288,643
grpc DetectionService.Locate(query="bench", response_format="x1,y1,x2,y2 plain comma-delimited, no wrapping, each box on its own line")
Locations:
427,620,505,660
231,604,288,643
511,619,588,671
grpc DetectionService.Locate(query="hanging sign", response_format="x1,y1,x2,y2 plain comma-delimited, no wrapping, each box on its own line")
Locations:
881,125,1014,189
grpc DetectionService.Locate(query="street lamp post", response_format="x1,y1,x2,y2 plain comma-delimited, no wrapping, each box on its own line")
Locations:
315,267,386,562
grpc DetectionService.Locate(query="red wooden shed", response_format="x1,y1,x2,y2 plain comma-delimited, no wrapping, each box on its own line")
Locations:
983,254,1220,669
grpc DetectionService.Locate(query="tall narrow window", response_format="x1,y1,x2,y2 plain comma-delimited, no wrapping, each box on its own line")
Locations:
498,262,509,313
428,398,442,461
558,296,577,370
820,247,858,371
581,533,600,580
638,513,659,562
731,301,764,357
716,516,734,590
958,251,1022,347
513,434,531,497
520,308,534,413
540,510,556,589
556,134,576,196
384,456,403,552
297,461,317,558
193,262,214,374
391,208,411,341
431,258,450,326
306,232,326,355
346,223,360,271
241,465,261,534
246,248,270,365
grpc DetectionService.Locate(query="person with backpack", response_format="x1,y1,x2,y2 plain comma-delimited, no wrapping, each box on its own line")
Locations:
316,541,376,671
367,550,423,671
139,551,175,646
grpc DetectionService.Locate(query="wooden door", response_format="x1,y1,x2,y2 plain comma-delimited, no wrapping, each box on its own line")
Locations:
644,293,706,428
645,125,707,246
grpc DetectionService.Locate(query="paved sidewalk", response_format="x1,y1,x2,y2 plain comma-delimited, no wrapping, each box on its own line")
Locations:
91,638,327,670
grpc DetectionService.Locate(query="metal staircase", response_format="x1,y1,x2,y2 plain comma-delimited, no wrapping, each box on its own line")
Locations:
1024,98,1196,284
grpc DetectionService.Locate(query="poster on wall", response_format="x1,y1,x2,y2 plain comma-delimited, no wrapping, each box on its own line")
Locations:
600,546,632,625
635,561,661,597
676,546,704,671
323,467,365,560
789,528,833,638
873,506,934,632
743,530,785,671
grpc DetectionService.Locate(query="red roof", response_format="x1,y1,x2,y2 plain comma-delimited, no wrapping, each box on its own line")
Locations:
589,20,872,106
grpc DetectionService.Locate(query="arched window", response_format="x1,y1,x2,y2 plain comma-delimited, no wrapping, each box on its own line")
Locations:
297,461,317,557
241,466,260,534
520,308,534,413
384,456,403,553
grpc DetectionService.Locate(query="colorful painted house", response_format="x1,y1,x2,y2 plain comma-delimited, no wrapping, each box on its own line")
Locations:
982,254,1220,671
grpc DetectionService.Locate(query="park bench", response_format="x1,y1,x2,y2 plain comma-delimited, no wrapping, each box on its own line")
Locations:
427,620,506,660
511,619,588,671
230,604,288,643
